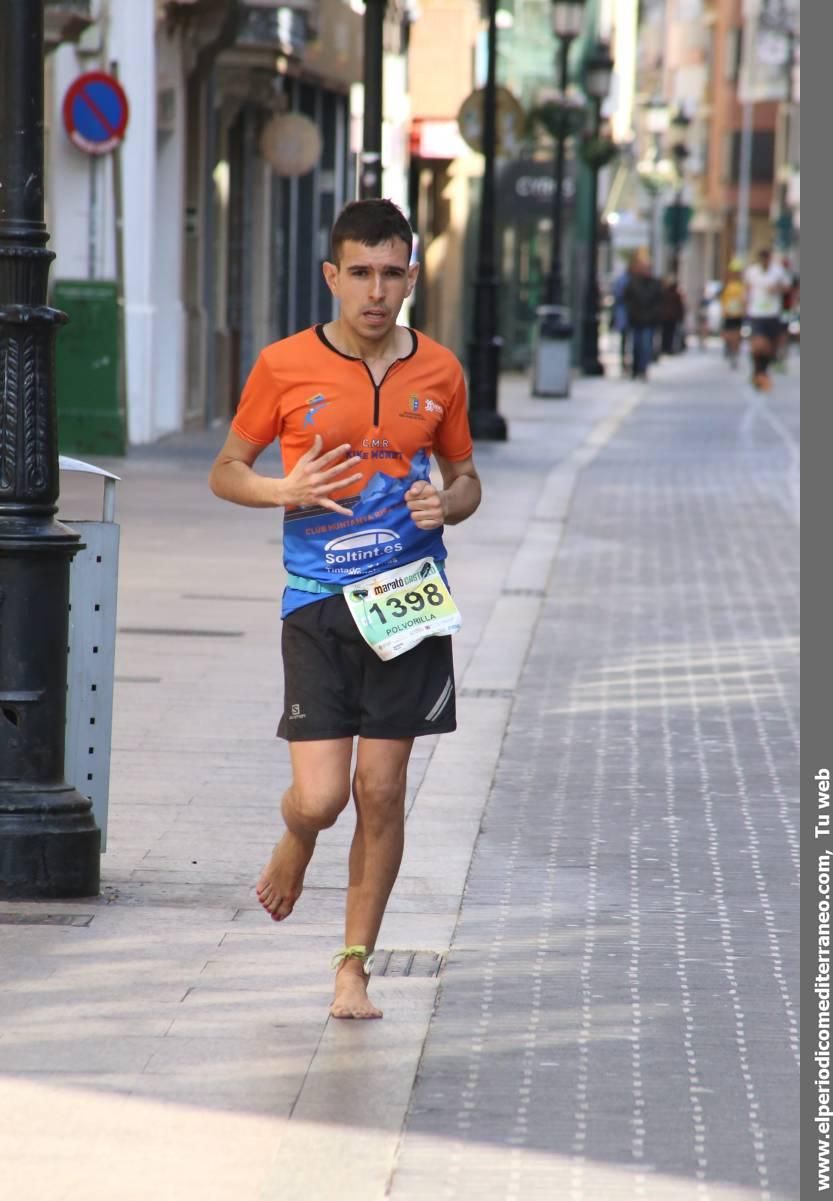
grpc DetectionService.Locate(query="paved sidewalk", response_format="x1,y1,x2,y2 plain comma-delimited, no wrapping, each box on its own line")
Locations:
0,351,799,1201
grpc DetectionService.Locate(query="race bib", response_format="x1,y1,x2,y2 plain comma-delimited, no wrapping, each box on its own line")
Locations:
342,557,462,661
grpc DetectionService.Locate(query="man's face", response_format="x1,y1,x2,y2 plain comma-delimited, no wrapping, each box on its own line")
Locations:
323,239,418,342
759,250,771,268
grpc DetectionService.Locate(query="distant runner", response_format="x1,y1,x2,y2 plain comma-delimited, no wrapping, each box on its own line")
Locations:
209,200,481,1018
745,247,789,391
720,258,746,369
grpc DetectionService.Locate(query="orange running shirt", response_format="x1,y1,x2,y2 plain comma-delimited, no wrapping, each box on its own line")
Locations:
232,325,473,615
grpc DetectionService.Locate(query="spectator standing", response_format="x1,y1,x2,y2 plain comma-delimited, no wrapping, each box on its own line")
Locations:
659,276,686,355
611,261,631,375
623,250,663,379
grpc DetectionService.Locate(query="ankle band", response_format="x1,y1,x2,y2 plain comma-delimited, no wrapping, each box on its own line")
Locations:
331,945,374,973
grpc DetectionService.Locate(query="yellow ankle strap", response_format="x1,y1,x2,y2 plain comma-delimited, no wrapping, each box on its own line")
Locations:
331,945,374,973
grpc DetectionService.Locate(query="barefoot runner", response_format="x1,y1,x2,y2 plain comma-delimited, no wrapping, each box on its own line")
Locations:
209,200,480,1019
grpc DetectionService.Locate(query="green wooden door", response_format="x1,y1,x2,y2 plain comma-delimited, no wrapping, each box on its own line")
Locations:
55,280,125,456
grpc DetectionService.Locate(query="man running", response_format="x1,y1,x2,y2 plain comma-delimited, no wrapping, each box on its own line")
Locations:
209,200,481,1019
744,247,789,391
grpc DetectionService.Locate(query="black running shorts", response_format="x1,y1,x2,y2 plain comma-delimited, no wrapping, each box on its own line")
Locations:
277,594,456,741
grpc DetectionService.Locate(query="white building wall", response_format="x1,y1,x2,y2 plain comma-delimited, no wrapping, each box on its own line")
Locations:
108,0,157,445
381,52,410,213
152,30,188,438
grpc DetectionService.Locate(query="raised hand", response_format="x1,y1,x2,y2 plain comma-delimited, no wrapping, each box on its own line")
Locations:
281,436,363,515
404,478,446,530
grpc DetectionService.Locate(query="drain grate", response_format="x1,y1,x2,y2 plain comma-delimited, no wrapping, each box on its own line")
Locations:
0,913,93,927
458,688,515,700
118,628,243,638
502,587,545,597
115,676,162,684
371,949,444,978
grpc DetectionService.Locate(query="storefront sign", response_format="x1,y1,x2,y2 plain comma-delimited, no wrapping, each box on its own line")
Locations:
497,159,576,219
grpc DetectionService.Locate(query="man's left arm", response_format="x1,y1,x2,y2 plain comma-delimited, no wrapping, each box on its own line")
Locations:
405,454,481,530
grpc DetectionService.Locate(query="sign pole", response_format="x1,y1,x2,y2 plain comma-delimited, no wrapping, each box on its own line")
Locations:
87,156,99,279
466,0,507,442
360,0,385,199
109,61,128,440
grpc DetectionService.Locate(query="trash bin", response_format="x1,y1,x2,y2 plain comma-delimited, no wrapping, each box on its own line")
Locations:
60,457,121,852
532,305,573,398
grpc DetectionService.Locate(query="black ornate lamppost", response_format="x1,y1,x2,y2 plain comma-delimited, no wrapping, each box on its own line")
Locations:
579,39,614,376
467,0,507,441
667,107,692,279
545,0,586,308
360,0,386,198
0,0,101,897
638,96,673,276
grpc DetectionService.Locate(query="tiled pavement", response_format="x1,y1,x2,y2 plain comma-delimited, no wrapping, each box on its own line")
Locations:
391,355,800,1201
0,349,799,1201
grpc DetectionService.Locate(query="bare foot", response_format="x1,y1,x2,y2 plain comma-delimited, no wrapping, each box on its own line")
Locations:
255,831,314,922
330,963,383,1020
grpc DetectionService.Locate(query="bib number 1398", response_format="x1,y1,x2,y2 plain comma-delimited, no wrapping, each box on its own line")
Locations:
368,582,445,624
342,557,462,661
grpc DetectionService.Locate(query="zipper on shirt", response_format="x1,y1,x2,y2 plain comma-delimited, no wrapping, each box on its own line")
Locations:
361,360,400,427
314,326,419,428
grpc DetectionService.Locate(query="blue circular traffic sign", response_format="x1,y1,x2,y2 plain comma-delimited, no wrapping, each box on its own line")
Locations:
63,72,129,156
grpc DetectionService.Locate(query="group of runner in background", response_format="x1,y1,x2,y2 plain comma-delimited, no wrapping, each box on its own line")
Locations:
610,246,798,389
717,247,799,391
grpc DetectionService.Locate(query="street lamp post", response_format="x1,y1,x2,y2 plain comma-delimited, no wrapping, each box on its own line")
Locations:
641,97,671,275
545,0,586,308
0,0,101,897
467,0,507,441
360,0,386,199
667,108,692,279
579,40,614,377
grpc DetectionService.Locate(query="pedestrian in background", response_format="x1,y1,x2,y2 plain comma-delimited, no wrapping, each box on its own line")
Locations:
720,257,746,369
659,275,686,355
775,257,798,371
611,259,631,375
744,246,789,391
209,200,481,1020
624,249,662,379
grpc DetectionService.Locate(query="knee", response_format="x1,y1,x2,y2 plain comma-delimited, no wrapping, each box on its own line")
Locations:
285,784,349,833
353,769,405,833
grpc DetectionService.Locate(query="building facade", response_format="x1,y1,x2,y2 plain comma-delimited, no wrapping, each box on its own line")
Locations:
44,0,401,449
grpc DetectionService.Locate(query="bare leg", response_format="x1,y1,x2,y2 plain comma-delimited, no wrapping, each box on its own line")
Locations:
330,737,413,1019
257,739,353,921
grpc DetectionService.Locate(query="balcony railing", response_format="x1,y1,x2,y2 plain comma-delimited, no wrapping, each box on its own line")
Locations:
44,0,94,49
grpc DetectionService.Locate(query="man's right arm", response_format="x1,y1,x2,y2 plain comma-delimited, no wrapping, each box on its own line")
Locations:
209,430,284,507
209,431,363,515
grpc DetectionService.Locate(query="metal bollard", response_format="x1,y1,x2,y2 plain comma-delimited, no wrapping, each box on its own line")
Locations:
60,457,120,851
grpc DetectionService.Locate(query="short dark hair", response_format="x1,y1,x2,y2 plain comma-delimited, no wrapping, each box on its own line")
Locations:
330,199,413,264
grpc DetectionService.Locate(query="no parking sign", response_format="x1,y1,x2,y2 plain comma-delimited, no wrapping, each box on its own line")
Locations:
63,72,129,155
